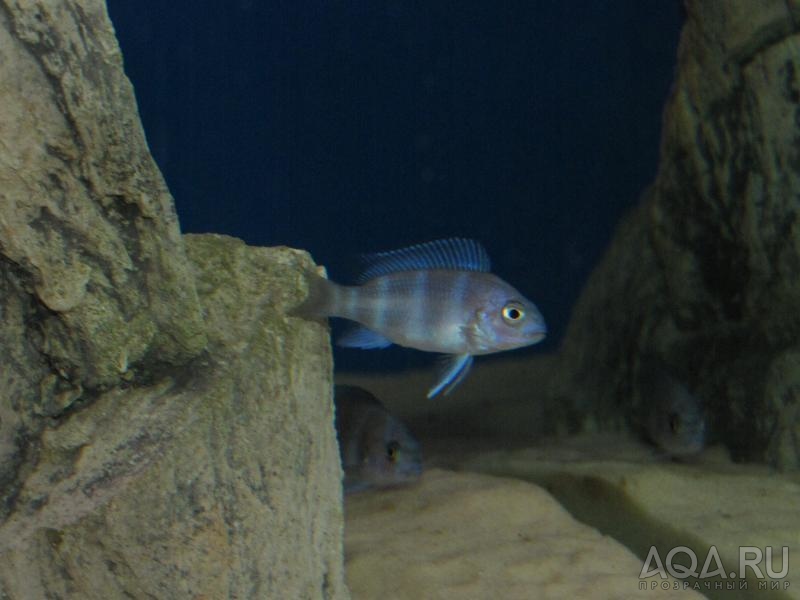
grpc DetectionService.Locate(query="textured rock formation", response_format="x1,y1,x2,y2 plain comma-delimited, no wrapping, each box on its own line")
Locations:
0,2,346,598
0,235,347,598
0,0,207,512
553,0,800,468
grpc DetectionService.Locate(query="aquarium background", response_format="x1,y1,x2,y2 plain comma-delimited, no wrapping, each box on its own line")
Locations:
106,1,683,371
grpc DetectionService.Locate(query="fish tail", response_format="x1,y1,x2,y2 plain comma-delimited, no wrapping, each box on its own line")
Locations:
290,268,338,319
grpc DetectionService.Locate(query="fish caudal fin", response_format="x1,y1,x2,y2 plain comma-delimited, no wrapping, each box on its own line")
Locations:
289,268,337,320
427,353,473,399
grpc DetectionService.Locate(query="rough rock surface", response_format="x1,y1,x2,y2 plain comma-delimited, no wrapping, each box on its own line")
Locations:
345,469,704,600
0,2,347,597
552,0,800,468
0,0,207,514
0,234,348,599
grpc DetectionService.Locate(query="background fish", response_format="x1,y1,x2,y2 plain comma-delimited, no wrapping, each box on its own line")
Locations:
334,384,422,494
293,238,547,398
637,358,707,459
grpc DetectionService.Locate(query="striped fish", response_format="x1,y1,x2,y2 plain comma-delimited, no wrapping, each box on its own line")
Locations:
335,384,422,494
292,238,547,398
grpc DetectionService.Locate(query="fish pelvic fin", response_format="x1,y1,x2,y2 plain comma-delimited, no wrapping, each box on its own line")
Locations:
427,353,473,399
337,325,394,349
289,268,336,320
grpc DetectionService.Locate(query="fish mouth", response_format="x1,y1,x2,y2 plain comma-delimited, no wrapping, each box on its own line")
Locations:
527,323,547,344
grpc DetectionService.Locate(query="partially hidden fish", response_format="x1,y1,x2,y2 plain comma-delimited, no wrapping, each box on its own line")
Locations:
334,384,422,494
293,238,547,398
638,358,707,459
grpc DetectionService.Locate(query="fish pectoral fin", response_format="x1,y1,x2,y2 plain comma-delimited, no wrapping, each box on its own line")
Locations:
337,325,394,349
427,354,473,399
461,312,491,353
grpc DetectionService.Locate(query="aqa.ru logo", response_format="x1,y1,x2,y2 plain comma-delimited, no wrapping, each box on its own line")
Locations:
639,545,790,591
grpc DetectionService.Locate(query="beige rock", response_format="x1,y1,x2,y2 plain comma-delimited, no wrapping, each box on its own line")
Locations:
0,0,207,517
0,234,348,599
345,469,702,600
0,0,206,388
0,0,348,596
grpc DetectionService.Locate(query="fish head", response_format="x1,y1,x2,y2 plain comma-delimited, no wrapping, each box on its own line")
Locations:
643,363,707,457
361,416,423,487
466,277,547,354
652,402,707,457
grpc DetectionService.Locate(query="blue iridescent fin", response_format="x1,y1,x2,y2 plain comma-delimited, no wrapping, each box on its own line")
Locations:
427,353,473,399
358,238,490,283
337,325,393,349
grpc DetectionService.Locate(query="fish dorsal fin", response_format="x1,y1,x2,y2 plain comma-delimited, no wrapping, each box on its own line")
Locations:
357,238,490,283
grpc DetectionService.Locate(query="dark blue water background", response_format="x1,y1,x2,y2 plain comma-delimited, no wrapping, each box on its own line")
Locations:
107,1,683,371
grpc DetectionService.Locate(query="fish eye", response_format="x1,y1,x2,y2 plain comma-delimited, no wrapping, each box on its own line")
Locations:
668,413,681,434
502,302,525,325
386,441,400,462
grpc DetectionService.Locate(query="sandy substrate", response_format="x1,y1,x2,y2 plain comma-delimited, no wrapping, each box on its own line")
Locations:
338,365,798,600
459,437,799,600
344,469,705,600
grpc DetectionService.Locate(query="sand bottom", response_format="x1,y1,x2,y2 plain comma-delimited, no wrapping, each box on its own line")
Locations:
344,435,798,600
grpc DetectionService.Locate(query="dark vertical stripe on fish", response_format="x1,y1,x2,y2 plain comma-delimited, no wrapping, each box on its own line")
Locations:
453,271,469,319
411,271,428,343
453,272,471,338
